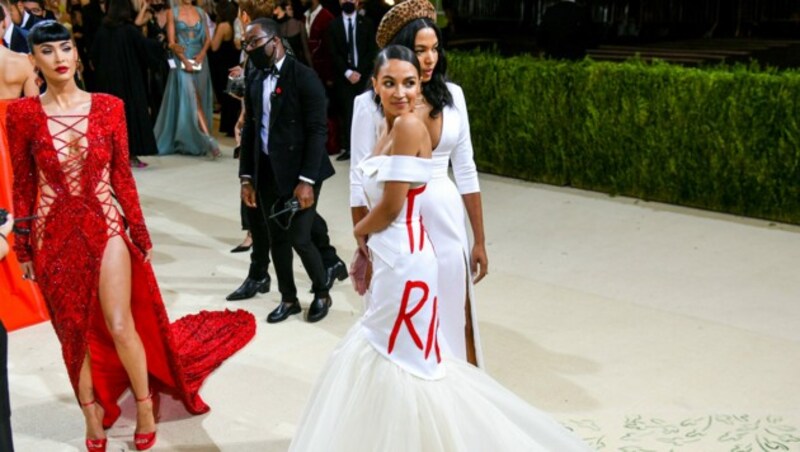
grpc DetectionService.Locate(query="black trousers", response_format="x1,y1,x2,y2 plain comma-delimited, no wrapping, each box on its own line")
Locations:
334,80,367,152
0,321,13,452
251,156,328,301
245,186,339,281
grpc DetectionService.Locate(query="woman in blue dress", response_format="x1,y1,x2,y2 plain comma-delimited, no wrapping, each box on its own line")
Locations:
153,0,220,157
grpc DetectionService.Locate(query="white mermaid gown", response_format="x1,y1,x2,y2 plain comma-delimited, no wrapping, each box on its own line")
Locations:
350,84,485,365
289,155,592,452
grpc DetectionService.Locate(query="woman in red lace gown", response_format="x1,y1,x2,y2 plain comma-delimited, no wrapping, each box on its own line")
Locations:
8,22,256,451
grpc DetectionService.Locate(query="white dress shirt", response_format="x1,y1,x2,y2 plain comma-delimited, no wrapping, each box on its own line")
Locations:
2,23,15,48
304,4,323,36
259,55,316,185
342,12,358,78
260,55,286,156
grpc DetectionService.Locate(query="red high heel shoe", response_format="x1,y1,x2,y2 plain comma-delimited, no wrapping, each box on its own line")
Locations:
80,399,107,452
134,392,157,450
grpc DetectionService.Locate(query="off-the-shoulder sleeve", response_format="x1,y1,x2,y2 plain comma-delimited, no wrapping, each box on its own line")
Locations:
350,91,381,207
376,156,433,184
7,100,37,263
107,97,153,252
448,83,480,195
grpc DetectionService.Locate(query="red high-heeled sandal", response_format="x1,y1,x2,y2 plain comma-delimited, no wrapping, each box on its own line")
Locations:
134,392,157,451
80,399,107,452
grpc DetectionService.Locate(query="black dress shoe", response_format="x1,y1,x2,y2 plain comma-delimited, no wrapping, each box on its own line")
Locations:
336,150,350,161
226,276,270,301
230,243,252,253
310,260,350,293
306,295,332,323
326,260,348,289
267,300,302,323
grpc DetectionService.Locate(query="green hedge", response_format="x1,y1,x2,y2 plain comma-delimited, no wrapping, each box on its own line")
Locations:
448,53,800,224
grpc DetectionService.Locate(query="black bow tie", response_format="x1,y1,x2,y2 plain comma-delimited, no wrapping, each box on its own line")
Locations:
264,66,279,77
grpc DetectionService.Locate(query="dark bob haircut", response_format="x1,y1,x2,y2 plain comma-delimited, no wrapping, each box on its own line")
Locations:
27,20,72,50
388,17,453,118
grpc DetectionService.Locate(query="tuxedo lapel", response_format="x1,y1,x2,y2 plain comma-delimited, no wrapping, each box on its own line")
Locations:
251,70,265,129
269,58,291,130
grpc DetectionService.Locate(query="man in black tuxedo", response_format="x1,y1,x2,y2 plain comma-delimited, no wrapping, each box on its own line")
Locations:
327,0,377,161
16,0,53,30
240,18,335,323
1,0,29,53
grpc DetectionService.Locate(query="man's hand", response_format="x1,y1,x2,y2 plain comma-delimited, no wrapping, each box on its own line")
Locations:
229,65,243,77
241,181,257,208
347,71,361,84
294,181,314,210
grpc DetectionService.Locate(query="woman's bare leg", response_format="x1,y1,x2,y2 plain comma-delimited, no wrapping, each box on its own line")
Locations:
98,235,155,434
195,90,211,135
77,353,105,440
464,296,478,366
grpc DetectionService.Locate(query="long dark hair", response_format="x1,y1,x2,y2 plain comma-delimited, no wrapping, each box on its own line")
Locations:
103,0,134,26
388,18,453,118
27,20,72,50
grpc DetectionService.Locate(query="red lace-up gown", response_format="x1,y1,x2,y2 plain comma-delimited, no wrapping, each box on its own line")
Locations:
7,94,256,427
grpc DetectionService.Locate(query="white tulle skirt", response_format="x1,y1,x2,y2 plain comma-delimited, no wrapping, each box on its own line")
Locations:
289,323,592,452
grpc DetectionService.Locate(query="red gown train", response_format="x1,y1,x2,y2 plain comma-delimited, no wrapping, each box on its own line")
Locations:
7,94,255,427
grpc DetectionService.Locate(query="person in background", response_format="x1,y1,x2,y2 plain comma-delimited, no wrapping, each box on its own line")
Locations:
92,0,161,168
0,212,15,452
154,0,220,157
274,0,311,67
1,0,30,52
209,0,241,137
327,0,377,161
238,18,336,323
135,0,170,122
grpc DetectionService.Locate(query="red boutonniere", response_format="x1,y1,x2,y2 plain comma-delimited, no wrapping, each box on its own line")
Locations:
271,87,282,99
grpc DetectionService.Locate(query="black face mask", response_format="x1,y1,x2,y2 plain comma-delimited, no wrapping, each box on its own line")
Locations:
25,11,45,24
341,2,356,14
247,41,275,71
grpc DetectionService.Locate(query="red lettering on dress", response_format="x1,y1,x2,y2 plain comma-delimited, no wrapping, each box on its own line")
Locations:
424,296,438,359
405,185,427,253
388,280,429,354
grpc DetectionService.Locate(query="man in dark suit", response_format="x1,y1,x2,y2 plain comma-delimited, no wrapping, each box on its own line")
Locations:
1,0,29,53
327,0,377,161
240,18,335,324
16,0,53,30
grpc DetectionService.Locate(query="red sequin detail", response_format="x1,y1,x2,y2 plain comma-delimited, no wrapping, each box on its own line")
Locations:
8,94,255,427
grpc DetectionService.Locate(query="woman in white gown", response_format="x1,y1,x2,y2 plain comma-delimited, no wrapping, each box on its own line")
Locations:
350,0,485,366
289,46,592,452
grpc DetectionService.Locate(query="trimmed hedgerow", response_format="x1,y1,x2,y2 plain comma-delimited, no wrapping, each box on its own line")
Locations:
449,52,800,224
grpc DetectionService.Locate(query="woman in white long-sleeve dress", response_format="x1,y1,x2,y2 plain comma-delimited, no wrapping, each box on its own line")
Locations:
350,0,486,366
289,45,592,452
